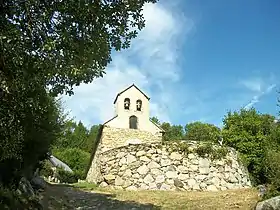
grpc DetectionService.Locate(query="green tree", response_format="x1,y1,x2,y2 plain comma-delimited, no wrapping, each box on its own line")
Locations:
150,116,160,125
53,148,90,180
53,119,77,149
1,0,157,189
0,89,64,186
53,120,101,153
161,122,184,141
2,0,158,96
222,108,276,184
71,121,89,149
185,122,221,143
84,124,102,153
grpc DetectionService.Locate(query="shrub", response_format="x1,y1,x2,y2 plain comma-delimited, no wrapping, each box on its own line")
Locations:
0,91,63,187
221,108,276,185
262,150,280,198
194,142,213,158
53,148,90,180
0,186,42,210
56,168,78,184
39,161,53,178
211,147,228,160
184,122,221,143
165,141,190,154
194,142,228,160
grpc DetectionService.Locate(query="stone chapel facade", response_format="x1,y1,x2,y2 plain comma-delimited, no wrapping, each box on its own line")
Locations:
99,84,164,152
105,84,164,134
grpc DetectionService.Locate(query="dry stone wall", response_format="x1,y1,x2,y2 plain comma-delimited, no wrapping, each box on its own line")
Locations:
100,126,162,152
87,141,251,191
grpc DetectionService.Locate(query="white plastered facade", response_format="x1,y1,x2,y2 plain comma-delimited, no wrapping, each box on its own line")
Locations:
104,84,164,135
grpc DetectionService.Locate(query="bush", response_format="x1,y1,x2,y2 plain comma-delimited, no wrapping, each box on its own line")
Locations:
0,186,42,210
164,141,190,154
221,108,276,185
53,148,90,180
56,168,78,184
263,150,280,198
39,161,53,178
211,147,228,160
194,142,213,157
0,90,63,187
185,122,221,143
194,142,228,160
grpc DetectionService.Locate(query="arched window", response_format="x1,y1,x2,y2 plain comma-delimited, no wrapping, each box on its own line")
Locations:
124,98,130,110
136,99,142,111
129,115,138,129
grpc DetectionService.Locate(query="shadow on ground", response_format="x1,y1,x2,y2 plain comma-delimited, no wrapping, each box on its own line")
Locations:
41,183,161,210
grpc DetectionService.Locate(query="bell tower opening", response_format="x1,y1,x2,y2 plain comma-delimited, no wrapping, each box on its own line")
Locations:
124,98,130,110
136,99,142,111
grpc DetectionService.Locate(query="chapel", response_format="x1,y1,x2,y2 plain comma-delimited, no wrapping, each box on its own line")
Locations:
103,84,164,135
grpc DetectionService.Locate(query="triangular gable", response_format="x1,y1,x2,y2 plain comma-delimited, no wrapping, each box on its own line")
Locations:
113,84,150,104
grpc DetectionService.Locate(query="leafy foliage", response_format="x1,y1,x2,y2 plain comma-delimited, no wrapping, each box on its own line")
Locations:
185,122,221,143
53,148,90,180
222,108,276,184
263,150,280,191
194,142,228,160
0,90,63,187
0,185,42,210
56,168,78,184
150,116,161,125
161,122,184,141
1,1,156,203
53,120,101,153
164,141,190,155
2,0,158,96
39,161,54,178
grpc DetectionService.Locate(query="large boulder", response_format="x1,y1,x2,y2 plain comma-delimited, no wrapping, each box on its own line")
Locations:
255,196,280,210
18,177,35,197
31,176,47,190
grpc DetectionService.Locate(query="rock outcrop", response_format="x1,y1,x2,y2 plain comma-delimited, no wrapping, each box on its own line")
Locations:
255,196,280,210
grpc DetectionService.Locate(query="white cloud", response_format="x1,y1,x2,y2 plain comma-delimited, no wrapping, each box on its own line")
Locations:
62,1,193,127
242,78,276,109
240,78,263,92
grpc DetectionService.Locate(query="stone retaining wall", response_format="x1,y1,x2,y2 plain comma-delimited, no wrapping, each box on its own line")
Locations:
86,142,251,191
100,126,162,152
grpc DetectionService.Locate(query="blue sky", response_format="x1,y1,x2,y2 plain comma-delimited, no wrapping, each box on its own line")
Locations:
62,0,280,128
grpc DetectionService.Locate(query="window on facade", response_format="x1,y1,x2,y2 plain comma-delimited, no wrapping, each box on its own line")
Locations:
136,99,142,111
129,115,138,129
124,98,130,110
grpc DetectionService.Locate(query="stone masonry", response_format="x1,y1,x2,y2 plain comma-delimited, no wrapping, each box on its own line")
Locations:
86,141,251,191
100,126,162,152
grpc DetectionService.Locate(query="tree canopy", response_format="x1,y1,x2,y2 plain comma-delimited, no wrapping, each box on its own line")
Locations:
1,0,158,190
2,0,158,96
222,108,277,184
185,122,221,143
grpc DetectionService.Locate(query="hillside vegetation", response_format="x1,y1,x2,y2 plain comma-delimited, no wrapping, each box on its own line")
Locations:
49,108,280,198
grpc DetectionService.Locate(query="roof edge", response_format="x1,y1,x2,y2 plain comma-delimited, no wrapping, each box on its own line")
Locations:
149,119,165,132
103,115,118,125
113,84,150,104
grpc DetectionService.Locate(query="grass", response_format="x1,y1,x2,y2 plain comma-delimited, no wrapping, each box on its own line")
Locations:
103,188,259,210
71,182,98,190
41,182,260,210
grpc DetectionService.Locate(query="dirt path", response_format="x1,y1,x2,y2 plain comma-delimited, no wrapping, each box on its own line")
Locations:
41,183,159,210
41,183,259,210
